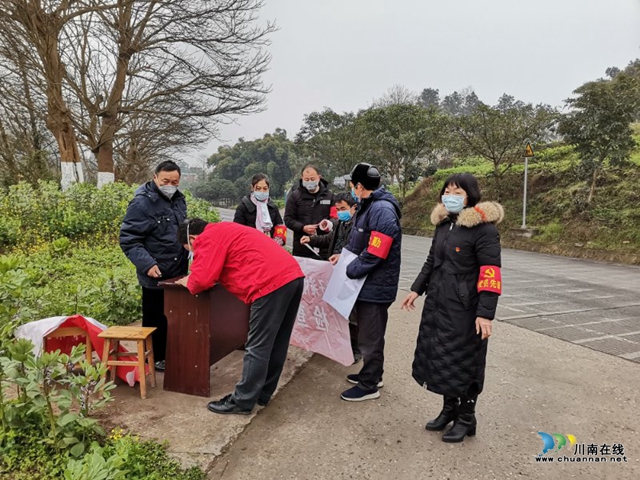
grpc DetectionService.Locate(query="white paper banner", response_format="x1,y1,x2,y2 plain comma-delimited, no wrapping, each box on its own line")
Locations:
322,249,366,319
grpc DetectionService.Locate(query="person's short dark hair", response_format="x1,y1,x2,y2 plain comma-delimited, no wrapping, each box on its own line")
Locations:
301,164,321,176
155,160,181,176
251,173,270,188
178,218,209,244
439,173,481,207
333,192,356,207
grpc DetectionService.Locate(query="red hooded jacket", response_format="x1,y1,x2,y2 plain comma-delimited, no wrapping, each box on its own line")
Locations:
187,222,304,304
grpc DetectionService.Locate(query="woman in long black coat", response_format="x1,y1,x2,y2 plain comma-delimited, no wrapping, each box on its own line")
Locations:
401,173,503,443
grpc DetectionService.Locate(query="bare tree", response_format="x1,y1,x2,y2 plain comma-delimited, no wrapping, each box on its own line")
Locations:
371,84,419,108
0,0,274,188
0,31,58,185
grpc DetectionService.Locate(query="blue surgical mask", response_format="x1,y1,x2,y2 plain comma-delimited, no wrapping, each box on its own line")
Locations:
337,210,352,222
253,191,269,202
351,189,360,203
441,195,466,214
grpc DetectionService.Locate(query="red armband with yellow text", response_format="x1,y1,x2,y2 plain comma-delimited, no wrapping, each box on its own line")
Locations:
330,206,338,219
367,231,393,259
274,225,287,242
477,265,502,294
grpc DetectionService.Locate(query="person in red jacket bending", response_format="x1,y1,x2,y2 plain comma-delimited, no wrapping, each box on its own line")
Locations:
175,218,305,415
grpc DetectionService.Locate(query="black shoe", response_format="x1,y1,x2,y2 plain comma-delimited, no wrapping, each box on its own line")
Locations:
154,360,165,372
207,394,252,415
352,353,363,365
442,396,477,442
346,373,383,388
256,397,270,407
426,396,459,431
442,413,477,442
340,386,380,402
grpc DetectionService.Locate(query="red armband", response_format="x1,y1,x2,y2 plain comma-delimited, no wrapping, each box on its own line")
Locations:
367,231,393,259
477,265,502,294
329,206,338,219
274,225,287,242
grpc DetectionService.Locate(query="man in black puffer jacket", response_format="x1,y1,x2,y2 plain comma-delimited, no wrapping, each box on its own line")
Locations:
284,165,334,258
334,163,402,402
119,161,188,371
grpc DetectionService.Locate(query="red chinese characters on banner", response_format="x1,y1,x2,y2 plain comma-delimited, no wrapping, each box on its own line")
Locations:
290,257,354,366
367,231,393,259
477,265,502,294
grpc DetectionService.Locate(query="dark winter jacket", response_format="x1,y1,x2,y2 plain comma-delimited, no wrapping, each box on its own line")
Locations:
119,181,188,289
345,187,402,304
284,178,334,258
411,202,503,398
308,218,353,257
233,196,285,239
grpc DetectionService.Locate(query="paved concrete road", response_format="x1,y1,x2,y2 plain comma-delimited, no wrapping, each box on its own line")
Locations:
207,209,640,479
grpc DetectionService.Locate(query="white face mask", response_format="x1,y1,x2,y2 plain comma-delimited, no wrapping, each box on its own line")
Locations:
159,185,178,199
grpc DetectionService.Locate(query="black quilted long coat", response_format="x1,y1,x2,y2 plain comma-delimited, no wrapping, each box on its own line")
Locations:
411,202,503,398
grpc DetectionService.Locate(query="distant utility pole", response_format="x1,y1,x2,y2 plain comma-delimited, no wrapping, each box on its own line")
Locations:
522,142,534,229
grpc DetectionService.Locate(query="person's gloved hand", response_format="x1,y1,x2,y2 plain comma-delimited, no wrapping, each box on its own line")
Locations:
318,219,333,233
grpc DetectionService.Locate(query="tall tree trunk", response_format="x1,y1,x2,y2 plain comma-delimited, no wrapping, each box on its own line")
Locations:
96,0,133,187
19,4,83,190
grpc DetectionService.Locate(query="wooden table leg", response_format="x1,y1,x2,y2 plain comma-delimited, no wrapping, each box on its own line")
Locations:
146,336,156,388
137,340,147,399
100,339,111,397
109,340,118,383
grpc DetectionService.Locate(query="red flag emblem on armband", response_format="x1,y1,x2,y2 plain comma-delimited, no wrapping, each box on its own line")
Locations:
367,231,393,259
274,225,287,241
477,265,502,294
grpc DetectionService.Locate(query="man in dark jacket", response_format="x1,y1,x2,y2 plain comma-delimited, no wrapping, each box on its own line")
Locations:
119,161,188,371
335,163,402,402
284,164,334,258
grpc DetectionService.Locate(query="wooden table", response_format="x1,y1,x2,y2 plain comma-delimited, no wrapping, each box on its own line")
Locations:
159,278,250,397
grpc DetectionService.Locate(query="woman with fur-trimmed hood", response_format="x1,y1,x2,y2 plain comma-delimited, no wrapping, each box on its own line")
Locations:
401,173,503,443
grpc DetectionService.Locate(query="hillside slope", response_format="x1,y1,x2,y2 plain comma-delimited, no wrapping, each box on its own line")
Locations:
402,136,640,264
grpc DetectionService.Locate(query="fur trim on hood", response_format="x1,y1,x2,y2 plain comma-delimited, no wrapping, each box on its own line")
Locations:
431,202,504,227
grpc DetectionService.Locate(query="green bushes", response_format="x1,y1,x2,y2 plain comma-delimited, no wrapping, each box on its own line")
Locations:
0,181,220,327
1,181,219,250
0,178,214,478
0,337,204,480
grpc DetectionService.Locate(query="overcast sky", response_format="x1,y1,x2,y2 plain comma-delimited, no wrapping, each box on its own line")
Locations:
193,0,640,163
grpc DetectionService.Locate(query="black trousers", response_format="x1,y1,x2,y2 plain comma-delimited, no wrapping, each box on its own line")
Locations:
232,278,305,409
142,287,167,362
348,311,360,355
353,300,391,391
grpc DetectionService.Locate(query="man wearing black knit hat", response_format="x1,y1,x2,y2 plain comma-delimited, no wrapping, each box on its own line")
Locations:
330,163,402,402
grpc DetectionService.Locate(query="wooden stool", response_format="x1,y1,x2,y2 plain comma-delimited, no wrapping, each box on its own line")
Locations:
98,326,157,399
44,326,93,362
